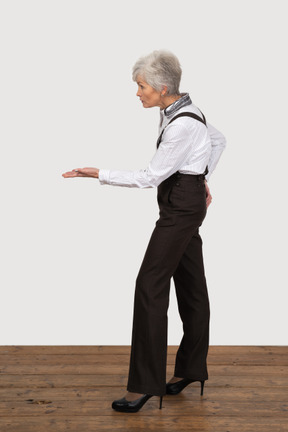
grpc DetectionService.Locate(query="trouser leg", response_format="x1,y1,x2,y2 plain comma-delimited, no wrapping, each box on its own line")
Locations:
127,223,198,396
173,229,210,380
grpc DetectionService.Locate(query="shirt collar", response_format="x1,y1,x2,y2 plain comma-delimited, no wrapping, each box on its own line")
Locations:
163,93,192,117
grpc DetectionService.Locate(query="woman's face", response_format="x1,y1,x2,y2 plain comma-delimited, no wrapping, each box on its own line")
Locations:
136,76,163,108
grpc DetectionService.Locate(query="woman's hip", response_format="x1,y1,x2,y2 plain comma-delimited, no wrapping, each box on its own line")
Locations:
156,172,207,228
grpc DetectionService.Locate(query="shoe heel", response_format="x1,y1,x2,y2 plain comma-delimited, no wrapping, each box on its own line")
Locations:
159,396,163,409
200,380,205,396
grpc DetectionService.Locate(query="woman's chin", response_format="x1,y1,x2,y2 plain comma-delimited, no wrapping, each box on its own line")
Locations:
142,103,152,108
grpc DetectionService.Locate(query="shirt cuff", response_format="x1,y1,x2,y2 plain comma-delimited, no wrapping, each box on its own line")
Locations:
98,169,110,185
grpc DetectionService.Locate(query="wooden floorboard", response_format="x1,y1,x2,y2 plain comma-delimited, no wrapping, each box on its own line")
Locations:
0,346,287,432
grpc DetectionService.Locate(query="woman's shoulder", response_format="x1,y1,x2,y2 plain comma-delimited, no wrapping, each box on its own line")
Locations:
168,104,206,132
176,103,204,118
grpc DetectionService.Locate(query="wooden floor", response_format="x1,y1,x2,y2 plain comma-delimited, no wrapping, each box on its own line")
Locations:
0,346,287,432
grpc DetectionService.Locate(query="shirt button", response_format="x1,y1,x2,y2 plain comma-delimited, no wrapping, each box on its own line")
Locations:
176,182,180,186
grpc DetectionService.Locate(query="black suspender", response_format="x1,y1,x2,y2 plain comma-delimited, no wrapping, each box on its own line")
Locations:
156,111,207,149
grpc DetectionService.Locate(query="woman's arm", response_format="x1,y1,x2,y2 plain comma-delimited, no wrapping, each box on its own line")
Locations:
62,122,226,188
205,123,226,181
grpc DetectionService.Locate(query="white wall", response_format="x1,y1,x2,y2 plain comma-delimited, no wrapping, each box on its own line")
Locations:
1,0,287,345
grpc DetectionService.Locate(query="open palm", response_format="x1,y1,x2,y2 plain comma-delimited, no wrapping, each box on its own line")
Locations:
62,167,99,178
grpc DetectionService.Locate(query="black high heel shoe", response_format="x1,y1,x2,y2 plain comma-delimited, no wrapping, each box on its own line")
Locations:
112,394,163,413
166,378,205,395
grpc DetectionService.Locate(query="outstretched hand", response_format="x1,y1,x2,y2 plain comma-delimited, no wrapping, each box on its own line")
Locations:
205,181,212,208
62,167,99,178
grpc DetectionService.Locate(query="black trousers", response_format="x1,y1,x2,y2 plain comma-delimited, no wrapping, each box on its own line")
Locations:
127,172,210,396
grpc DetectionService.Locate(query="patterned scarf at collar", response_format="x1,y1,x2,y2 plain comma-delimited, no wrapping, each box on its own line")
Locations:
164,93,192,117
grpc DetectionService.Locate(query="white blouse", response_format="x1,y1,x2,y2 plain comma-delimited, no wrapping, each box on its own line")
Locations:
99,94,226,188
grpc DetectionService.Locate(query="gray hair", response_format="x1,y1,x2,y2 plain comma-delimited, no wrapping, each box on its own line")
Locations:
132,50,182,96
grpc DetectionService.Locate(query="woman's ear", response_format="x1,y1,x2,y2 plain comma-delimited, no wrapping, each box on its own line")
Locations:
161,85,168,96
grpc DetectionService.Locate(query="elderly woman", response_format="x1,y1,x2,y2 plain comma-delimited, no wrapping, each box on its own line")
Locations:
63,50,226,413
